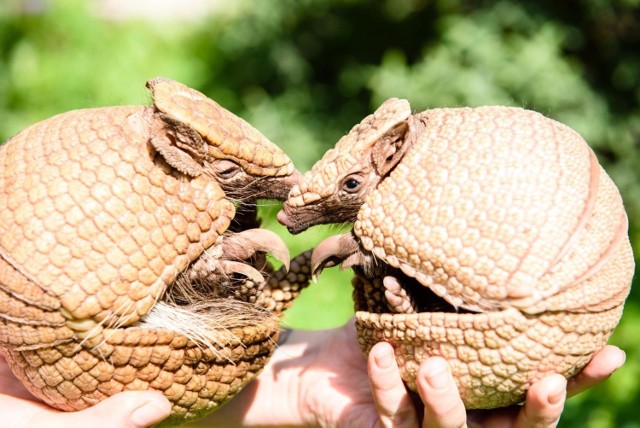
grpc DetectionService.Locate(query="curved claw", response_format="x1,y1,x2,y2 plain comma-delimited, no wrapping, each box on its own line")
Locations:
219,260,265,284
310,233,359,279
341,252,364,271
225,228,290,272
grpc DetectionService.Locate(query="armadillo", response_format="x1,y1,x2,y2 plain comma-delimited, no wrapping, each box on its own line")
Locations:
278,99,634,409
0,78,312,425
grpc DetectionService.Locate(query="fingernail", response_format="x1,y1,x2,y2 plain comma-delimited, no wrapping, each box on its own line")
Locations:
425,359,450,390
548,377,567,405
374,350,394,369
130,398,172,427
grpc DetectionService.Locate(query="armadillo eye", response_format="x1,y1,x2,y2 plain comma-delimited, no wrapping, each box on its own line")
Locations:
343,178,361,193
218,166,239,178
213,159,240,179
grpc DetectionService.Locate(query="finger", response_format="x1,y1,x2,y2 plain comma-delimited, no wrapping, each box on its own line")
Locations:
467,406,518,428
416,357,466,428
368,342,419,428
514,374,566,428
567,345,625,397
30,391,171,428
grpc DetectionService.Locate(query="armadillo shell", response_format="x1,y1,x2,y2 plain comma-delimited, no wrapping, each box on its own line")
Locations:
0,104,277,424
352,106,634,409
6,331,276,426
352,264,627,409
0,252,280,426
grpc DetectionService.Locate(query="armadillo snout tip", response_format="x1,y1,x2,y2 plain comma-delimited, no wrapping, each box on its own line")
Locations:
276,203,309,235
276,208,290,227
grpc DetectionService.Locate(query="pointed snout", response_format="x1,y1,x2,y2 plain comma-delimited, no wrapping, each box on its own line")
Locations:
277,201,306,234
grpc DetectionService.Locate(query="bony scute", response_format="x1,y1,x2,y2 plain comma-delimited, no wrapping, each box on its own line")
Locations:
0,78,312,425
279,100,634,409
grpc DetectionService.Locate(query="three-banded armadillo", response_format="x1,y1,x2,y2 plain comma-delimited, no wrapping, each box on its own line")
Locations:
278,99,634,409
0,78,312,425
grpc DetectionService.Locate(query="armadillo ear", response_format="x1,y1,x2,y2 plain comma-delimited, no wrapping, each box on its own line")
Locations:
150,114,205,177
151,134,204,177
371,120,412,177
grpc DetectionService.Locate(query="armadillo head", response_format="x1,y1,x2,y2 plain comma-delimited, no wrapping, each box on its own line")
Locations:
278,98,423,234
147,77,299,201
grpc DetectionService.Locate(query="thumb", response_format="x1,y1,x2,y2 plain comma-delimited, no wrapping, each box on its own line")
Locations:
36,391,172,428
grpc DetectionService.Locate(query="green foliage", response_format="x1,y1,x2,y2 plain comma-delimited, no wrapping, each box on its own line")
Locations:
0,0,200,137
0,0,638,425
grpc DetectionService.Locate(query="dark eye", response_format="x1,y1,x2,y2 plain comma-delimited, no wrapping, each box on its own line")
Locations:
218,167,239,178
213,160,240,179
343,178,361,193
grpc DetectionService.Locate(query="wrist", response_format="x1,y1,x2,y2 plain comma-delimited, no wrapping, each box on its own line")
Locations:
258,328,312,426
262,327,341,426
199,327,318,427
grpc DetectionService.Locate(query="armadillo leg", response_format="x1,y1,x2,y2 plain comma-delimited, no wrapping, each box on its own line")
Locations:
261,250,314,313
184,227,289,290
351,266,391,314
173,250,313,315
382,276,417,314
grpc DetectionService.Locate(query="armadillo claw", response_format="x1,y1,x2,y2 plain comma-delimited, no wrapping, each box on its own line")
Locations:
223,229,290,272
310,233,359,279
219,260,266,284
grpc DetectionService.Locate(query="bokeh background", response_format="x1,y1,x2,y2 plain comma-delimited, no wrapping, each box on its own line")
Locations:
0,0,638,425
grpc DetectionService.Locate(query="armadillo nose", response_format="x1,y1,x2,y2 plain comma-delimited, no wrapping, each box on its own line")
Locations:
277,207,290,227
277,204,304,234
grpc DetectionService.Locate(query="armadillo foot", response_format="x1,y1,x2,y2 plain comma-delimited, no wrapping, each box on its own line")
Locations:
311,232,361,279
223,228,290,272
382,275,417,313
218,260,265,283
186,228,289,285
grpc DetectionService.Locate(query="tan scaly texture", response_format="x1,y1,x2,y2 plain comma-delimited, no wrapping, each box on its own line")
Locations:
285,102,634,409
0,78,311,426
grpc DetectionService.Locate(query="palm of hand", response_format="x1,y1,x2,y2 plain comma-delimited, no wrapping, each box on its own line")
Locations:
293,320,386,426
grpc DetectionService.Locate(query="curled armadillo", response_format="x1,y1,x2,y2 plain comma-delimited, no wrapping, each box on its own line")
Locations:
0,78,312,425
278,99,634,409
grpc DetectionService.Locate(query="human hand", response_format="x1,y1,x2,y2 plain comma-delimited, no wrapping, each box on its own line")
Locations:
0,352,171,428
200,319,626,427
368,341,625,428
0,320,625,428
346,322,625,428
